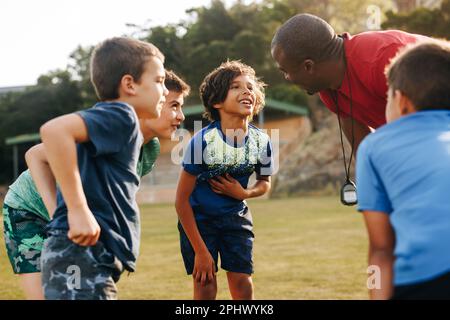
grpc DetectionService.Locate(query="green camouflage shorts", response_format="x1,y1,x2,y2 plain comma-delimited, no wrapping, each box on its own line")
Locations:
2,204,49,274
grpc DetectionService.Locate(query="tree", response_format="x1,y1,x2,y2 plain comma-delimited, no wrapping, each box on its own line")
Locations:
382,0,450,38
0,70,84,182
68,45,98,106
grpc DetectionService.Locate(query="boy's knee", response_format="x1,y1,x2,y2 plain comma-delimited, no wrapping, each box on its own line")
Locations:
194,278,217,299
227,273,253,298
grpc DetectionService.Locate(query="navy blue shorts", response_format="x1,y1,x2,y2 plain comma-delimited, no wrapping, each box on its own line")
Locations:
178,208,254,275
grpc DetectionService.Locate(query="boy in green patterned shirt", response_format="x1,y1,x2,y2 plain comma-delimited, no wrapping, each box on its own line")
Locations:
2,70,189,299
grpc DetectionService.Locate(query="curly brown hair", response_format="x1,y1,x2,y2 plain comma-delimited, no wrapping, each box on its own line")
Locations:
199,60,266,122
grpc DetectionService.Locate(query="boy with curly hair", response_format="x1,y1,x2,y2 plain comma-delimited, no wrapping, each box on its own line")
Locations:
175,61,274,300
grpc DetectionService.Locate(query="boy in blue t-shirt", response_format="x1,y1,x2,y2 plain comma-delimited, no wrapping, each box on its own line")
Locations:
1,70,189,299
175,61,274,300
37,37,168,300
356,40,450,299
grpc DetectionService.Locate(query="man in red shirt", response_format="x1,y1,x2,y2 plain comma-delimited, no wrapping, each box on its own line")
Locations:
271,13,429,150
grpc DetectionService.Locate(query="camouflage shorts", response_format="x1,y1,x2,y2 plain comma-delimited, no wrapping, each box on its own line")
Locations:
2,204,48,274
41,229,124,300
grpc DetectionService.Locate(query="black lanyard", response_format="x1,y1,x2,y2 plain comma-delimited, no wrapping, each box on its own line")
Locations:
330,43,357,206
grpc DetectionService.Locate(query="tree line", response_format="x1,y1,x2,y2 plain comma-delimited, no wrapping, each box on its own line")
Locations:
1,0,448,183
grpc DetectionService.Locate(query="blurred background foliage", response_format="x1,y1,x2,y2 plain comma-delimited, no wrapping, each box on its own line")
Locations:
0,0,448,183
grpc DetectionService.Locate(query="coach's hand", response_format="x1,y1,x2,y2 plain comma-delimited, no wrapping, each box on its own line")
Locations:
208,174,248,200
67,206,101,246
193,251,216,286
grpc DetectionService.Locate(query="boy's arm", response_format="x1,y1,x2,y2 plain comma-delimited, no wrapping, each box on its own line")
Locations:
25,143,57,218
208,173,270,200
40,114,100,246
175,170,215,285
362,210,395,300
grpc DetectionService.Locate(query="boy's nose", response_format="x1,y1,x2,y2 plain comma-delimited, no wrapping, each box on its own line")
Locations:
178,110,185,121
163,85,169,96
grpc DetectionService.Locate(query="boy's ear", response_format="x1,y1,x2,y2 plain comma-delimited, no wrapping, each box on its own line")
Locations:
304,59,314,73
395,90,417,116
212,103,222,110
120,74,137,96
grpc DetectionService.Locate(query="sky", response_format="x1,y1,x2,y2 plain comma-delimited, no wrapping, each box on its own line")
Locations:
0,0,242,88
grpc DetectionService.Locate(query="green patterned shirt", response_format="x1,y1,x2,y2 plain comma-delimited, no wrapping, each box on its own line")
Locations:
4,170,50,221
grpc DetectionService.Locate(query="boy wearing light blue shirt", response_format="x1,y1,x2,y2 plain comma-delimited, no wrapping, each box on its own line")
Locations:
357,40,450,299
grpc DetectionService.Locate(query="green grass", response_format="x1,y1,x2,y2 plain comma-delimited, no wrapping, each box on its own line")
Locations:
0,196,369,299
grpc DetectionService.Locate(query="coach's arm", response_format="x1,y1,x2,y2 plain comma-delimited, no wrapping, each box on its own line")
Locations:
340,116,372,153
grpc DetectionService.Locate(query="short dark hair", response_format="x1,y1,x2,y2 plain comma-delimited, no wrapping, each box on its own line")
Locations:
386,40,450,110
90,37,164,101
199,60,265,122
165,70,190,97
271,13,342,63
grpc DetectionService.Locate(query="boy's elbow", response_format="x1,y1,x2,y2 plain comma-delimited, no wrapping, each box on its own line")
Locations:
40,121,57,142
175,196,185,211
369,243,394,258
174,195,183,213
258,178,271,195
25,145,40,164
265,181,271,193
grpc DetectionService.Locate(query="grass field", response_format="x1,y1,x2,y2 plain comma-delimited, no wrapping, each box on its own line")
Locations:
0,196,369,300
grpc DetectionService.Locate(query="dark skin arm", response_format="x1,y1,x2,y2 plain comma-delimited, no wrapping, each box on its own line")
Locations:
340,116,372,154
362,210,395,300
208,173,271,200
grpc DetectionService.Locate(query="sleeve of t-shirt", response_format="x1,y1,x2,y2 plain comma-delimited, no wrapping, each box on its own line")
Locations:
77,105,135,156
182,131,205,176
138,138,160,178
356,138,392,214
255,139,275,176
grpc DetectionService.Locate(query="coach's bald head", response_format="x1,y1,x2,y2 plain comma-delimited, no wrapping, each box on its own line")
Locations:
271,14,345,94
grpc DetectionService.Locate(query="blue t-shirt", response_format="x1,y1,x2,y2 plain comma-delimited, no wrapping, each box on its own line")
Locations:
357,110,450,286
48,102,144,272
182,121,274,220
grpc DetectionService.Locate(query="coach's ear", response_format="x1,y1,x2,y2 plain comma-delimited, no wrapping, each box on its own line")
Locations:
396,90,417,116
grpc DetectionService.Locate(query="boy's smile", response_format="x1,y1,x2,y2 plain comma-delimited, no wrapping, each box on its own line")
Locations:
216,74,256,118
140,90,185,141
239,97,254,109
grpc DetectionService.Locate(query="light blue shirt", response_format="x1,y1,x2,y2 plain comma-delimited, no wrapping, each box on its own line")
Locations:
357,110,450,286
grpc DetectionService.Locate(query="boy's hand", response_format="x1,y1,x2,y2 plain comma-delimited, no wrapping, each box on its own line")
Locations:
208,174,248,200
67,206,101,246
193,251,216,286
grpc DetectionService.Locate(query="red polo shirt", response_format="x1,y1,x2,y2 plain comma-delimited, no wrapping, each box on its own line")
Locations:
319,30,428,129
